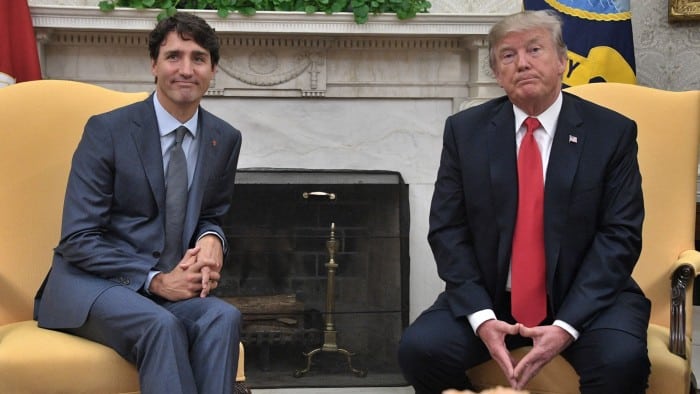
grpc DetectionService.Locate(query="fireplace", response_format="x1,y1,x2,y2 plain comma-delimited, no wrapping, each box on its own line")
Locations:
214,168,409,388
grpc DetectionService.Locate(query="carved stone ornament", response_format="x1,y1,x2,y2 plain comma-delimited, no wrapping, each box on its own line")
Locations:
216,48,327,97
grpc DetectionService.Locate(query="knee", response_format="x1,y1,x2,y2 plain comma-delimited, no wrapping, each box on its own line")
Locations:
208,300,242,332
581,338,650,393
398,325,433,373
148,309,187,338
603,342,649,379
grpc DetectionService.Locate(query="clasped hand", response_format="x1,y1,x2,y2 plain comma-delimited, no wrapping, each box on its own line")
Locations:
149,235,224,301
476,320,573,390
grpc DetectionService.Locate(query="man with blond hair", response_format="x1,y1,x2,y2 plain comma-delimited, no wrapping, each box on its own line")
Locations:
399,10,650,394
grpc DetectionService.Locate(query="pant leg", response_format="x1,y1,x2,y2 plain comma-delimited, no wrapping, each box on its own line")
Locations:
562,327,649,394
162,296,242,394
64,286,197,394
398,297,492,394
562,291,651,394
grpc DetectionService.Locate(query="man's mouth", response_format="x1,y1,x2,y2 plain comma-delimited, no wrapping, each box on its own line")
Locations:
173,80,196,86
516,76,537,84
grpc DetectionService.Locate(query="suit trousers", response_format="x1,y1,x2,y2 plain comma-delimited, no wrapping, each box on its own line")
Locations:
64,285,241,394
397,292,650,394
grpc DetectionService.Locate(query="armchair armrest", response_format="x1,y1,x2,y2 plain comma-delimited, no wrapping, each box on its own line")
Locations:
670,250,700,357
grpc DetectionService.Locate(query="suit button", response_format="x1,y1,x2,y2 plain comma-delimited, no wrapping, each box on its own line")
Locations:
152,251,161,258
117,276,130,285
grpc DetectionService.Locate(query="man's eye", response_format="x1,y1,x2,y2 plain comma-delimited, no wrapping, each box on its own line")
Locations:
501,52,515,64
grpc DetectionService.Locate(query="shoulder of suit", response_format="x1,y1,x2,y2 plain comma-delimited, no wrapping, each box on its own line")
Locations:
199,106,242,138
83,98,150,130
449,95,511,123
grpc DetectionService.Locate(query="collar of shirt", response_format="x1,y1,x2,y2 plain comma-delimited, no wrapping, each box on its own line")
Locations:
512,91,563,181
512,91,563,141
153,92,199,139
154,92,199,187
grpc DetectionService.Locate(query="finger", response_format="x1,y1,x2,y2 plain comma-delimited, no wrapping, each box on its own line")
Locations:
207,270,221,282
200,267,211,298
513,351,535,377
513,350,545,385
178,246,201,270
197,256,221,269
201,266,211,286
504,322,521,336
491,348,516,380
518,324,538,338
514,361,541,390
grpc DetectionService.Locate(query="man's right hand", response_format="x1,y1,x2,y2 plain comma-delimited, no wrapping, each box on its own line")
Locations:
476,319,521,388
148,246,221,301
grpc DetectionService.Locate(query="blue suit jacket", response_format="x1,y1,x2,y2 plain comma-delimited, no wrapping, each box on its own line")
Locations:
35,95,242,329
429,91,649,334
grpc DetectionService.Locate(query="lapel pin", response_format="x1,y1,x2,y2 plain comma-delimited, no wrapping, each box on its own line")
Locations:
568,134,578,144
211,139,217,147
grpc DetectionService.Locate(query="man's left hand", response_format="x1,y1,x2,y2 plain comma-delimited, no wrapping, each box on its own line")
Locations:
512,325,573,390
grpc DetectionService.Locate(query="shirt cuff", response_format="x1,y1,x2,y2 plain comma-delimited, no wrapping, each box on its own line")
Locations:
143,270,161,295
467,309,497,335
553,319,579,340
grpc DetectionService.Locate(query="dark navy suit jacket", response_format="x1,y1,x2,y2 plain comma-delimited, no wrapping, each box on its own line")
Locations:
35,94,242,329
428,91,648,335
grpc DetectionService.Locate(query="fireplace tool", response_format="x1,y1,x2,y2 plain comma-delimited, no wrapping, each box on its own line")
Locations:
294,222,367,378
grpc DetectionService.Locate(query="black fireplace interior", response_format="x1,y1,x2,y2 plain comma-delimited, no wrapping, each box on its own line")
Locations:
213,168,409,388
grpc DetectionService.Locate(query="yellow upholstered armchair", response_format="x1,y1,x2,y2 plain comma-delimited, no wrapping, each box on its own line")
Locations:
467,83,700,394
0,80,247,393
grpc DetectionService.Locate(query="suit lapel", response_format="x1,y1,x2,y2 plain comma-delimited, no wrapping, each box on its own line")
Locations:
487,102,519,291
130,95,165,213
543,93,585,288
183,109,222,245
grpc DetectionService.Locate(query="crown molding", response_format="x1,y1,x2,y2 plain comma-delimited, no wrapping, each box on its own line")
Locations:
30,5,505,37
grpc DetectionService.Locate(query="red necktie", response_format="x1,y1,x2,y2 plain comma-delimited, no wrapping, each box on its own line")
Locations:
511,117,546,327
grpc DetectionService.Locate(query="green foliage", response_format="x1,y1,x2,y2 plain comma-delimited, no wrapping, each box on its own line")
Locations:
98,0,431,24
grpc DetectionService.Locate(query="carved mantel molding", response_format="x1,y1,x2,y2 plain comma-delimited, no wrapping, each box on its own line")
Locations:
30,5,505,36
30,5,504,105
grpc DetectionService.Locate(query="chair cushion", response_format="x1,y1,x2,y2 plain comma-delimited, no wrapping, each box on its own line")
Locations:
0,320,139,394
466,324,691,394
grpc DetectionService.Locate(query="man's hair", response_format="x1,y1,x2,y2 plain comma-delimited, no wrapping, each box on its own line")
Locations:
487,10,567,70
148,12,220,66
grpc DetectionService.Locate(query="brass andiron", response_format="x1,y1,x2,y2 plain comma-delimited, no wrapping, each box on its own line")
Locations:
294,223,367,378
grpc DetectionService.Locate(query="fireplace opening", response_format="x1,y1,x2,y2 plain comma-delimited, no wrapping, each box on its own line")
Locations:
213,168,409,388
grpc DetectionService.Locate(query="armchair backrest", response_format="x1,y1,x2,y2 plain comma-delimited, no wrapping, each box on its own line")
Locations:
0,80,148,325
565,83,700,332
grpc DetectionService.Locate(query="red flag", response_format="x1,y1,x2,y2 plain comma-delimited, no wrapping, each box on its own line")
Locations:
0,0,42,86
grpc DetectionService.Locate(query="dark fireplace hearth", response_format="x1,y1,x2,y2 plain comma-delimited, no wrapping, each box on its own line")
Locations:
213,168,409,388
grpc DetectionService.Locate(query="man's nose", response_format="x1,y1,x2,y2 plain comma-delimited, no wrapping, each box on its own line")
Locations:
180,59,193,75
515,50,530,69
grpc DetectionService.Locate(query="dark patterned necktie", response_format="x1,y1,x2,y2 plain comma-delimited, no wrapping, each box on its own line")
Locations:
160,126,188,272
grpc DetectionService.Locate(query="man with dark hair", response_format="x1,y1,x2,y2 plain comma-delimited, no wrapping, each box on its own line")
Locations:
34,12,243,394
398,10,650,394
